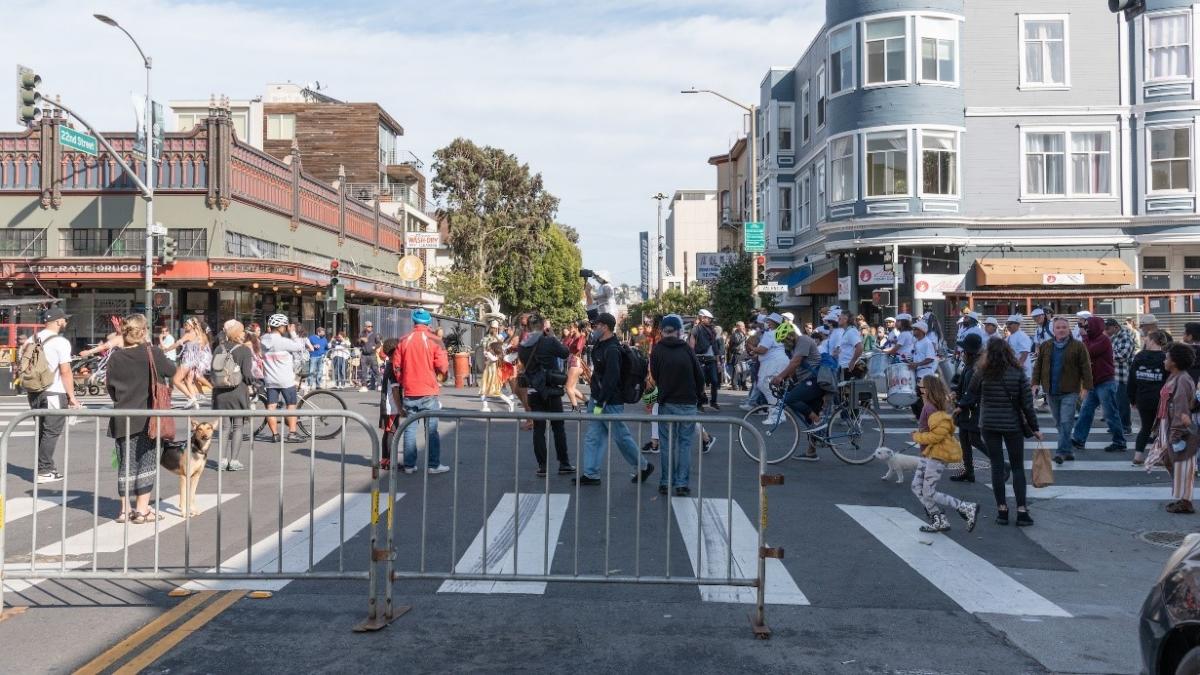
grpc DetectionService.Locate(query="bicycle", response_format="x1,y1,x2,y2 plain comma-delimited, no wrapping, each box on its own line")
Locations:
738,375,886,465
246,386,348,440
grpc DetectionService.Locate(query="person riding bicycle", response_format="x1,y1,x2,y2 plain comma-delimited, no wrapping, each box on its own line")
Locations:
769,330,825,436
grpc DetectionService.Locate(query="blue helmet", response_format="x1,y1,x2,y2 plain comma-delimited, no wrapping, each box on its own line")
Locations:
412,308,432,325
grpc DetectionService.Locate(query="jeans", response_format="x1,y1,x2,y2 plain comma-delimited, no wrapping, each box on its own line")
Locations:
528,392,571,468
1048,392,1080,456
27,391,65,473
308,355,325,389
332,356,348,387
362,354,379,390
700,358,719,406
783,376,823,421
1072,379,1125,448
582,401,646,479
983,429,1027,508
658,403,696,488
1116,381,1132,433
402,396,442,469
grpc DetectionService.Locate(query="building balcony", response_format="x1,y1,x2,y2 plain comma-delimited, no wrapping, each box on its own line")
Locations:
380,149,424,183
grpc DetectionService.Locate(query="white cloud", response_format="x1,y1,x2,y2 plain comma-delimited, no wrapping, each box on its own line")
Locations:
3,0,824,284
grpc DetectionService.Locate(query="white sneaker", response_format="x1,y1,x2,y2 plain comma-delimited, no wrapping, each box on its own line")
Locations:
762,412,782,426
36,471,63,484
427,464,450,475
358,386,369,393
738,403,753,411
481,402,492,412
504,396,516,412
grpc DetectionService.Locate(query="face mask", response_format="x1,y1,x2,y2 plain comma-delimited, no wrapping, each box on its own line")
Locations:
590,329,604,341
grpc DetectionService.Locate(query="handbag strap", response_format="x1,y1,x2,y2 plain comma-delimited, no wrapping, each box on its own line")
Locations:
146,344,158,389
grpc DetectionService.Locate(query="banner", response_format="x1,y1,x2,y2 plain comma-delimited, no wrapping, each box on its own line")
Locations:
1043,273,1085,286
914,273,966,299
838,276,850,301
404,231,441,249
639,231,650,300
856,264,902,286
695,252,739,281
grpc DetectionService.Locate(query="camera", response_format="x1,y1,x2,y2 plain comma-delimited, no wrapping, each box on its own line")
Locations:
579,269,607,284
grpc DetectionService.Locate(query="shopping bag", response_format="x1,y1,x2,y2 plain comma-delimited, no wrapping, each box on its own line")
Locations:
1031,444,1054,488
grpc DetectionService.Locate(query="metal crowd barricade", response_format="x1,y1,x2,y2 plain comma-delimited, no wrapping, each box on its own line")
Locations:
358,409,784,639
0,407,379,616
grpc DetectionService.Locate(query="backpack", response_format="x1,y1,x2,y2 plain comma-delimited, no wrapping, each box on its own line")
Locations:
211,345,245,388
17,334,65,393
618,343,649,404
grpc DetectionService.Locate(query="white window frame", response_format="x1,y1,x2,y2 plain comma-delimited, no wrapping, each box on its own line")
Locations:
266,113,296,140
1018,126,1118,201
1144,10,1193,84
816,160,826,222
918,130,960,199
800,83,811,144
863,129,911,199
1018,14,1071,90
829,26,856,98
829,134,857,205
799,172,811,232
816,67,827,130
863,16,911,87
778,103,794,153
778,184,794,232
917,16,959,86
1146,124,1195,196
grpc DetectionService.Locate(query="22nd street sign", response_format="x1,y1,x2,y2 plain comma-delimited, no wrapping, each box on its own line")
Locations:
59,125,98,156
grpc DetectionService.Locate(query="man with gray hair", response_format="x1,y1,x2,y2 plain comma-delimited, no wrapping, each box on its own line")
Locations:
212,319,256,470
1032,316,1094,463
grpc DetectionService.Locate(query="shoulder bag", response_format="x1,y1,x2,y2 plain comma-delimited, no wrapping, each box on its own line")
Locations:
146,345,176,442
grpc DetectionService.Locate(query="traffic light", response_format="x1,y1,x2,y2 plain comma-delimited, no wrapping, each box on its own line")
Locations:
872,289,892,307
755,255,767,286
16,65,41,126
329,259,340,288
160,236,177,266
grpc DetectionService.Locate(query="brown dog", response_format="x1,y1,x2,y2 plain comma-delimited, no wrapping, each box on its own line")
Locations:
159,421,217,517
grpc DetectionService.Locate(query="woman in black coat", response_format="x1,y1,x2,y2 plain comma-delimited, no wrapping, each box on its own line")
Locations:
958,339,1043,526
951,334,987,482
1129,330,1170,466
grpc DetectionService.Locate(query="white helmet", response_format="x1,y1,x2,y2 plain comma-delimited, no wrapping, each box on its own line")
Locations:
268,313,289,328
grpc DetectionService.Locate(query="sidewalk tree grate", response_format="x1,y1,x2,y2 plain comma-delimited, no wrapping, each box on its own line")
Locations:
1139,531,1191,549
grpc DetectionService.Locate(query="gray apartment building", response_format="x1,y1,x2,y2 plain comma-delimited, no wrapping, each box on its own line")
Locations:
758,0,1199,324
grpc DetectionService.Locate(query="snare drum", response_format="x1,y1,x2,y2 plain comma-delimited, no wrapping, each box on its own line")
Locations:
885,363,918,407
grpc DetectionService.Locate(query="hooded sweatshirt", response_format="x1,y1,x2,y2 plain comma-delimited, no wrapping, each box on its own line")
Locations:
1081,316,1115,386
649,335,706,406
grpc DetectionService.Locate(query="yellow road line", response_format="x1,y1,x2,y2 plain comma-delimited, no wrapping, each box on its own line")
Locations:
114,590,246,675
74,591,216,675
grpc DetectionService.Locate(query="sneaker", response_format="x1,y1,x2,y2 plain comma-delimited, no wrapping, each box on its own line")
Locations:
919,513,951,533
642,441,660,455
703,435,717,454
536,466,547,478
481,402,492,413
709,402,721,411
358,386,369,393
949,471,975,483
427,464,451,475
957,502,979,532
674,486,691,497
558,464,577,474
223,459,245,472
505,397,516,413
738,403,753,411
793,449,819,462
36,471,63,484
995,508,1010,526
761,412,782,426
1103,443,1126,453
632,462,655,484
658,485,668,495
401,466,417,474
572,475,601,486
1070,439,1086,451
285,433,305,444
1064,453,1075,462
1015,510,1035,527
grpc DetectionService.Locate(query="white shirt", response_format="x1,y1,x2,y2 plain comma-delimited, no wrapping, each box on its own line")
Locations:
1007,330,1034,378
30,329,72,394
828,327,845,362
159,333,177,362
912,336,938,379
895,331,916,360
957,325,987,346
757,329,789,374
984,329,1003,342
837,326,861,368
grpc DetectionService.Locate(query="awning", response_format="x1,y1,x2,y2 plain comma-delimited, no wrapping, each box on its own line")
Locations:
797,269,837,295
975,258,1134,287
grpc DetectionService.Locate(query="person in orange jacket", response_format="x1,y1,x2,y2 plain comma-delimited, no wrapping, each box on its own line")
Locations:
391,308,450,475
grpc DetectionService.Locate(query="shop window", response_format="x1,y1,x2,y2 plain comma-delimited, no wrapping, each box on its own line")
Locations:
62,229,146,257
168,229,207,258
1185,274,1200,289
0,229,46,256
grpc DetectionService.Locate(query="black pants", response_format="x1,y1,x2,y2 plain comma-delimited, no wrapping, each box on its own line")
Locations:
1134,398,1158,455
910,383,925,420
958,427,986,475
528,392,570,468
362,354,379,390
27,391,65,473
982,429,1027,508
700,358,719,405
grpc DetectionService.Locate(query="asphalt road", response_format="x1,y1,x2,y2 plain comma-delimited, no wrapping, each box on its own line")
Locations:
0,385,1182,674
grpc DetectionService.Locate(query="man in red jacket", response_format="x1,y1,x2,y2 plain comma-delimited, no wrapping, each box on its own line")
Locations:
392,308,451,474
1071,315,1126,452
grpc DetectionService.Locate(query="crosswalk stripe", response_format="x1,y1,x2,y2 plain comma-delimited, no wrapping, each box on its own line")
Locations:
3,495,81,523
837,504,1070,617
1020,460,1146,472
439,493,570,595
672,496,808,606
995,484,1174,500
3,493,239,594
183,492,404,592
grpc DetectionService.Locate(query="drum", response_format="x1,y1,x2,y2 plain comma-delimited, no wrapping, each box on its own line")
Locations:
885,363,918,407
867,352,890,395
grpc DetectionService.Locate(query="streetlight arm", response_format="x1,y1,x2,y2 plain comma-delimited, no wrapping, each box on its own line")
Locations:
682,88,753,113
108,22,150,68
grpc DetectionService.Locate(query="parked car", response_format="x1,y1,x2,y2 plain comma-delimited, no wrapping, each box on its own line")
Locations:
1140,533,1200,674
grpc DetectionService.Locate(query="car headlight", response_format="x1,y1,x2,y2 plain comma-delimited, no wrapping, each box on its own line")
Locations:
1159,533,1200,585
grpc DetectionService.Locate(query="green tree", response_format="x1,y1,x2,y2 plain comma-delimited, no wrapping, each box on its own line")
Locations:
492,223,586,327
710,255,777,330
432,138,560,287
432,269,493,319
620,287,711,332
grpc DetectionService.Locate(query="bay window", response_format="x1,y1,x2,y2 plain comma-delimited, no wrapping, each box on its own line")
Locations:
830,137,855,203
865,18,907,85
801,84,810,143
1147,13,1191,81
865,131,908,197
1150,127,1192,193
919,17,957,84
799,173,811,230
921,132,957,196
1020,16,1068,88
778,104,794,152
816,67,826,128
816,162,826,221
830,26,854,94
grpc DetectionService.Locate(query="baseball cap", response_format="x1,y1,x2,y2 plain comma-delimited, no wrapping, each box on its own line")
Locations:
1103,318,1121,328
1076,310,1093,319
984,317,999,326
781,312,794,321
698,309,713,318
1006,314,1023,324
661,314,683,333
884,316,895,323
967,311,981,321
412,308,432,325
592,312,617,330
766,313,784,325
1031,308,1046,317
913,321,929,332
1139,314,1158,325
44,307,69,323
896,313,913,321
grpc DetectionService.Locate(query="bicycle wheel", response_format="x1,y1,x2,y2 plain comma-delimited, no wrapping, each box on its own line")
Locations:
826,404,885,465
739,406,800,464
297,389,347,440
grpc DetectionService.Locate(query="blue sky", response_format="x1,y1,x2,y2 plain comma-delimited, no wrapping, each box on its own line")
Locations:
4,0,822,284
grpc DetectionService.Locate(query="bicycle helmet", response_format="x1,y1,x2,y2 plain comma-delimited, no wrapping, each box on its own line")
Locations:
268,313,289,328
774,320,796,342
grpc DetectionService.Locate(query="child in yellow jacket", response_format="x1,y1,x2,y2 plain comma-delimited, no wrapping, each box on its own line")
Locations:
911,376,978,533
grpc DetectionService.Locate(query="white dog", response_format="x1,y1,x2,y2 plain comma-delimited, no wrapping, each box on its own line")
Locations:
874,446,920,484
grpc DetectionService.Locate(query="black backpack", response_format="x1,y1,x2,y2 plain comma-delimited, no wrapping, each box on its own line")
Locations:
618,344,649,404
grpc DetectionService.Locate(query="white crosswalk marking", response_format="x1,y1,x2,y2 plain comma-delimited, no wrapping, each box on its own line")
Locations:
2,493,239,594
995,484,1173,500
184,492,404,592
3,495,81,523
672,496,808,606
439,493,570,595
838,504,1070,617
1019,460,1145,472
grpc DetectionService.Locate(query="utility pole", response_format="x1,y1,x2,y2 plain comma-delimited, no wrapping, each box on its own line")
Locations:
653,192,668,297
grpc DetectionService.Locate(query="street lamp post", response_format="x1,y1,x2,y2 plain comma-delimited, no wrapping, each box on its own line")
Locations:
681,88,758,302
652,192,668,297
95,14,155,314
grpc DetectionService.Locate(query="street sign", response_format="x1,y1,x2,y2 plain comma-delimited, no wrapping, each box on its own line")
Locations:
396,255,425,281
743,221,766,253
755,283,787,294
58,125,97,156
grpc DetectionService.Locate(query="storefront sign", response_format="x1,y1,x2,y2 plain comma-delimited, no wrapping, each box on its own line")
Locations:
404,231,442,249
838,276,851,301
914,273,966,300
856,264,902,286
26,263,141,274
298,269,332,285
696,252,739,281
210,262,297,277
1043,273,1085,286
